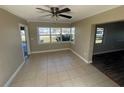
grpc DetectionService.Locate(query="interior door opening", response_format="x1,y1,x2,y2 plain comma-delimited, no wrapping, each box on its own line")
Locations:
92,21,124,86
20,26,29,60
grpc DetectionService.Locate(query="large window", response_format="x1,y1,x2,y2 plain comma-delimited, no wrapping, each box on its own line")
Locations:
51,28,61,43
62,28,71,42
38,27,75,44
38,27,50,43
70,27,75,42
95,27,104,44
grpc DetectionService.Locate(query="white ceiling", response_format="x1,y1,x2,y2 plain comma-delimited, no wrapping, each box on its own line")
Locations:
0,5,120,23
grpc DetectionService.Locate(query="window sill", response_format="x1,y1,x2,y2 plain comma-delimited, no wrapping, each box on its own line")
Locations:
38,41,73,45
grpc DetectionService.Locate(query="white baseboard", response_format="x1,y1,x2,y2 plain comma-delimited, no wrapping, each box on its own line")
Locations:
88,60,92,63
31,48,91,64
69,49,90,64
31,48,70,54
4,62,25,87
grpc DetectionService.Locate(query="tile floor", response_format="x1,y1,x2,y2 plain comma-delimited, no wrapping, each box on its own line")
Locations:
10,50,119,87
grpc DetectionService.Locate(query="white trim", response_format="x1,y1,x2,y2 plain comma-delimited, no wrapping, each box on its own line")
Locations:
37,27,74,45
69,49,90,64
25,25,31,55
88,60,93,63
18,23,26,61
31,48,91,64
94,48,124,55
19,23,31,61
4,62,25,87
31,48,70,54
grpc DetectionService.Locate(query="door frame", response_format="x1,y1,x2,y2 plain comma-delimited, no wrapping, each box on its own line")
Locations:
25,25,31,55
19,23,31,62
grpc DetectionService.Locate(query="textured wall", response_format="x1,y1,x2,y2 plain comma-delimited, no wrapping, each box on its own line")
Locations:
71,6,124,62
0,8,27,86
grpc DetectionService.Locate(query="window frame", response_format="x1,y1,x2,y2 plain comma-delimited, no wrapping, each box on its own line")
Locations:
50,27,62,43
37,27,51,44
61,28,71,43
95,26,105,44
70,27,75,44
37,27,75,44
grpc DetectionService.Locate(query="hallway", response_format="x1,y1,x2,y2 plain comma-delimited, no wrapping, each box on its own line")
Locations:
11,50,118,87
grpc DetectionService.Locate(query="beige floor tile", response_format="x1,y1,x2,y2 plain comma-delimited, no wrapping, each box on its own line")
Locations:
47,84,62,87
56,66,66,72
67,69,82,79
58,71,71,81
11,80,36,87
47,79,61,86
10,50,119,87
61,80,73,87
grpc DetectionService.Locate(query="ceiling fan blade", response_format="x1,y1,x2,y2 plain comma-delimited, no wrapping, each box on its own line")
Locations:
57,8,71,13
59,14,72,19
36,8,51,13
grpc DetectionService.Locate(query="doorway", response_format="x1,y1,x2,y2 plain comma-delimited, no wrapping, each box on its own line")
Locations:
92,21,124,86
19,24,30,61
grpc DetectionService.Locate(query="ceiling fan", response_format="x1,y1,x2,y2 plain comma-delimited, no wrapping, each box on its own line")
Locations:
36,7,72,19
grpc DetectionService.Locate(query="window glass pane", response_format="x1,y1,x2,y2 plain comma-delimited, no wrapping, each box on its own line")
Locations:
39,27,50,35
51,28,61,35
21,30,26,42
71,27,75,41
51,35,61,42
38,27,75,44
51,28,61,42
62,28,70,34
95,27,104,44
62,28,71,41
39,36,50,43
38,27,50,43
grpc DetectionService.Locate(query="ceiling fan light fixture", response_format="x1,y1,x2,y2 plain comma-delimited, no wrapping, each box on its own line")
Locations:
36,6,72,19
52,15,58,21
